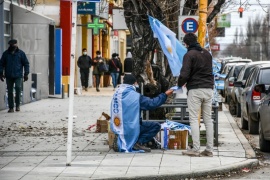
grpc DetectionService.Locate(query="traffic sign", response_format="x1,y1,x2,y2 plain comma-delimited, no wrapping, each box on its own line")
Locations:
179,16,199,41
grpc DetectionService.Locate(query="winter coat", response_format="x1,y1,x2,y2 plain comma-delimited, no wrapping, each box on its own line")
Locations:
177,43,214,91
77,55,92,69
0,47,30,78
92,56,105,75
108,58,121,73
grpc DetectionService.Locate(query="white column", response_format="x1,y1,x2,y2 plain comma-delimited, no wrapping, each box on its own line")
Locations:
66,0,77,166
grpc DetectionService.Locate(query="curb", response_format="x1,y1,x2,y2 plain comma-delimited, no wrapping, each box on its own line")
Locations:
104,159,258,180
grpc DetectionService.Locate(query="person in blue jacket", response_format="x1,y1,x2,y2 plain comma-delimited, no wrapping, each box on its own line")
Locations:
0,39,30,113
110,74,173,152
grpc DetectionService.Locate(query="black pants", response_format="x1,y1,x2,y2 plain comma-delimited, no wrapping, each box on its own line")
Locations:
95,74,101,89
6,78,22,108
80,69,89,88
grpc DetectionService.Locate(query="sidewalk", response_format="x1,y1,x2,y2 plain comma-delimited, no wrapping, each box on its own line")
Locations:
0,87,258,180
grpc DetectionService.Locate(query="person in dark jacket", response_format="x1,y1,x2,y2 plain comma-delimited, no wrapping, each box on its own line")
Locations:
108,53,121,90
178,33,214,157
0,39,30,113
116,53,123,84
92,50,105,92
124,51,133,74
110,74,173,152
77,48,92,91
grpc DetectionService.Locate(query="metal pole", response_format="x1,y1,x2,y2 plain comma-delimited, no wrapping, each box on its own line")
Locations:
198,0,208,47
62,84,65,99
254,41,262,61
66,0,77,166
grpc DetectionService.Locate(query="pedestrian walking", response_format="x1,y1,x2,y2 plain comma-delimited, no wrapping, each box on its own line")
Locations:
116,53,123,84
77,48,92,91
108,53,121,91
124,51,133,74
0,39,30,113
92,50,105,92
177,33,214,157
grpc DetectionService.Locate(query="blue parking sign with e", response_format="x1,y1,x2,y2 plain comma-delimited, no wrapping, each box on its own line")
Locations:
181,18,198,33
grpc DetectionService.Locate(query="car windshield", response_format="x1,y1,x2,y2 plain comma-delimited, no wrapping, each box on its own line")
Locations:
259,69,270,84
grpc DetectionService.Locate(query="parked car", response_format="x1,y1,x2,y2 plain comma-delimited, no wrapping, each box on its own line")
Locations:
230,61,270,117
224,63,246,106
256,84,270,152
234,64,270,134
220,58,252,73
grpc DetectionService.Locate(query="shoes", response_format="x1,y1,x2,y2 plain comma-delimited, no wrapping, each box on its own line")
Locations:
85,87,88,91
8,108,14,113
182,149,200,157
133,143,151,152
96,89,100,92
15,107,20,112
200,150,213,157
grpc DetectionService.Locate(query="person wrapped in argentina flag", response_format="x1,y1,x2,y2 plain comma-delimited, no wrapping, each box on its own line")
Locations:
110,84,141,152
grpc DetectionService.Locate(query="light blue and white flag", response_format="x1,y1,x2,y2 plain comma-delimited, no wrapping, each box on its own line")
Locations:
148,15,187,77
110,84,142,152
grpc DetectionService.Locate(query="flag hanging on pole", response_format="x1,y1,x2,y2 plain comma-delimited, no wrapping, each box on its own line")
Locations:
148,15,187,77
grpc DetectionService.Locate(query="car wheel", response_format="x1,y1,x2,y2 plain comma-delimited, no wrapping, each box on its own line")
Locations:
259,121,270,152
248,113,259,134
236,102,241,117
240,112,248,130
229,99,236,115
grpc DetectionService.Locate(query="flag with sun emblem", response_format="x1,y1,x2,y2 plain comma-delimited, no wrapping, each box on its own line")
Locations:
110,84,141,152
148,15,187,77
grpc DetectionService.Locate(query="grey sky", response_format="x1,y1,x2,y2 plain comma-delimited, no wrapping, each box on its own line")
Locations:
216,0,269,50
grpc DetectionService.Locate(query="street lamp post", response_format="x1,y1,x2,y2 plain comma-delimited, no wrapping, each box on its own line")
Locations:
254,41,262,61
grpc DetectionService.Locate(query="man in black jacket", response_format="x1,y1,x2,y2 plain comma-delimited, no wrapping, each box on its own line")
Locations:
178,33,214,157
0,39,30,113
77,48,92,91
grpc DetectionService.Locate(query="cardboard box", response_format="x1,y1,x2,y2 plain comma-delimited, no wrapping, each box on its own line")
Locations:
108,130,115,148
96,119,108,133
168,130,188,149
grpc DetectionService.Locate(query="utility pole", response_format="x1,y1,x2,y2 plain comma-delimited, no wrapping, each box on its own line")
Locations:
198,0,208,47
66,0,77,166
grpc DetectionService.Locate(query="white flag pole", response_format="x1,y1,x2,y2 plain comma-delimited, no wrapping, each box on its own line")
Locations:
66,0,77,166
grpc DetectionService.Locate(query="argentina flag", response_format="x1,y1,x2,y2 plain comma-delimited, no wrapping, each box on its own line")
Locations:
110,84,141,152
148,15,187,77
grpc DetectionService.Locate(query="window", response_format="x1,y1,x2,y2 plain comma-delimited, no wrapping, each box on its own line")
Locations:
245,68,256,87
259,68,270,84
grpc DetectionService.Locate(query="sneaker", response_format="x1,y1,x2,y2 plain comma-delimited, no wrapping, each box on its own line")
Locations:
133,143,151,152
200,150,213,157
85,88,88,91
182,149,200,157
15,107,20,112
8,108,14,113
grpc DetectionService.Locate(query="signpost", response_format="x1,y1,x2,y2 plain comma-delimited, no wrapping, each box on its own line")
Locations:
87,17,105,35
178,16,199,41
217,14,231,28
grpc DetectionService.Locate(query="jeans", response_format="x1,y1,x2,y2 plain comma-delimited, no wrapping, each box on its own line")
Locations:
6,78,22,109
111,72,119,88
137,121,161,144
80,69,89,88
187,88,214,152
94,74,101,90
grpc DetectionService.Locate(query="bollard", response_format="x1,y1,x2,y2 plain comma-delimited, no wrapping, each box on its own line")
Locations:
68,84,70,98
62,84,65,99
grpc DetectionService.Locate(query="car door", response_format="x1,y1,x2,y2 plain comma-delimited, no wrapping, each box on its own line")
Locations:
260,92,270,138
241,69,256,119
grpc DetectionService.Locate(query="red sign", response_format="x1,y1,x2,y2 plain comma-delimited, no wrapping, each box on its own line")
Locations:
211,44,220,51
